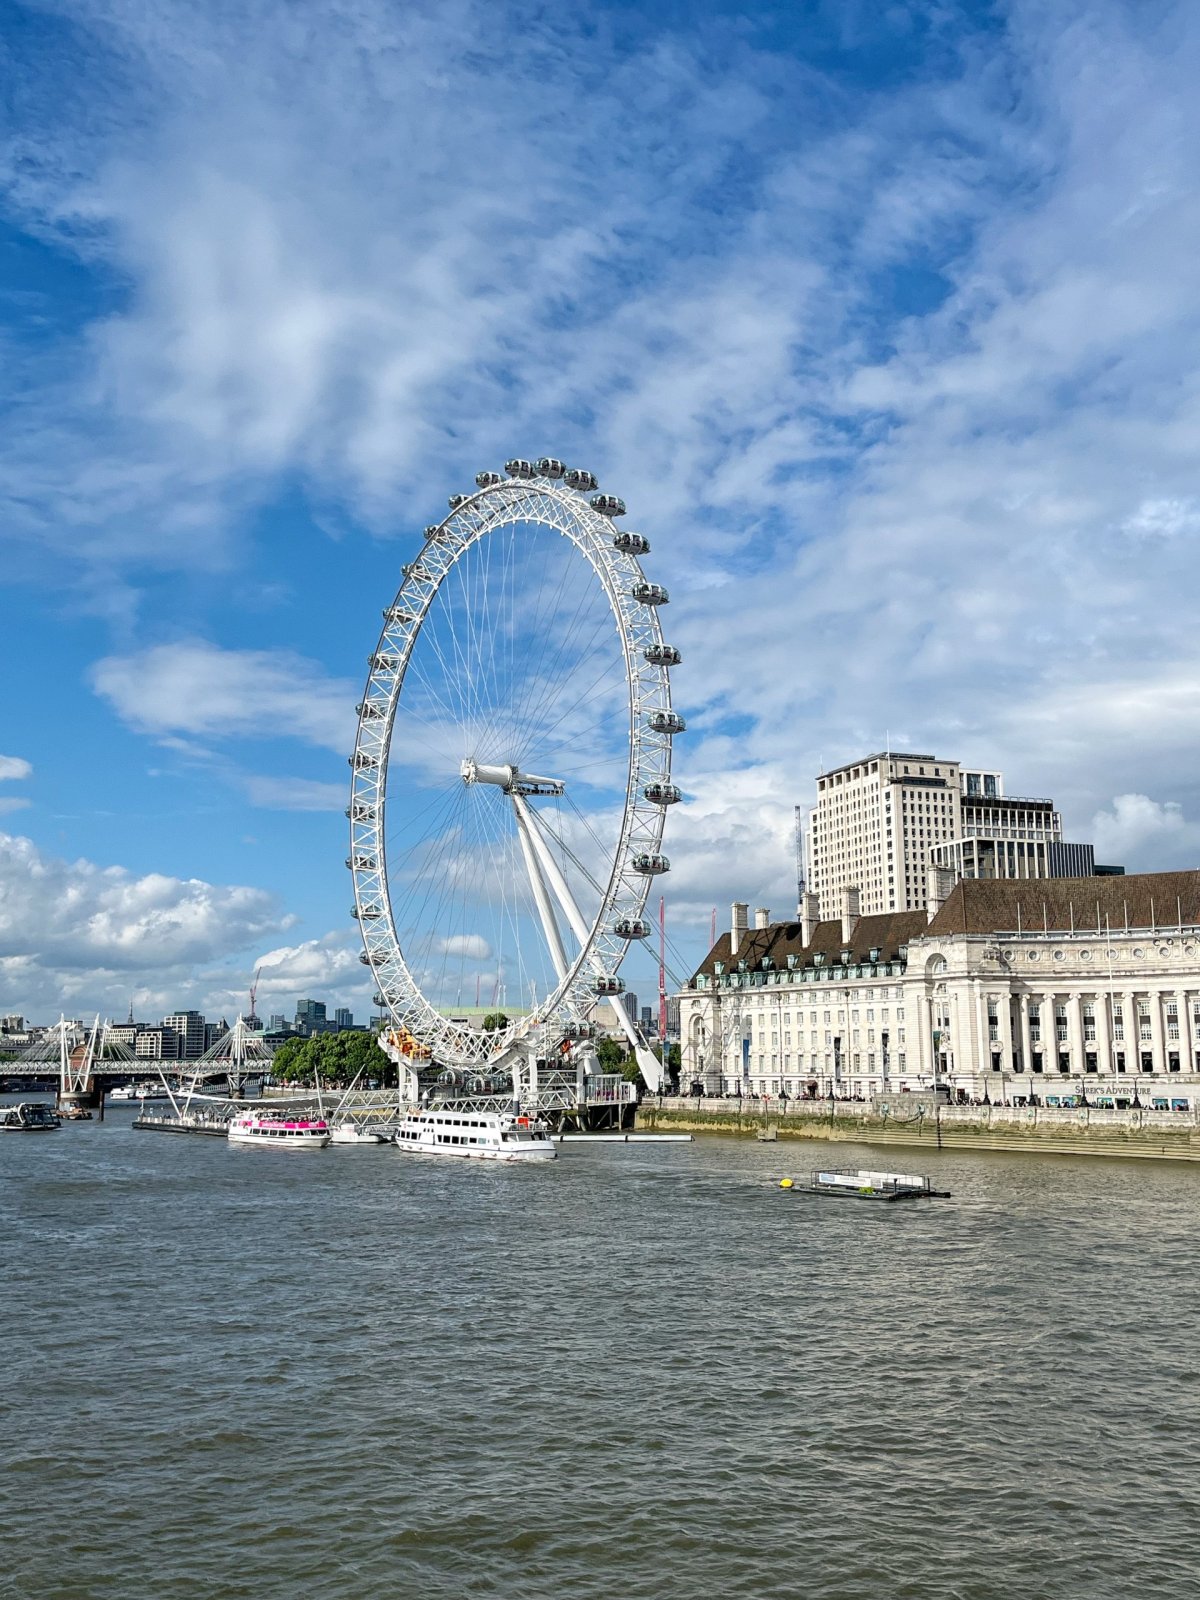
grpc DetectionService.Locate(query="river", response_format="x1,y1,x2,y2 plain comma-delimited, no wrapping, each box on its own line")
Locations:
3,1104,1199,1598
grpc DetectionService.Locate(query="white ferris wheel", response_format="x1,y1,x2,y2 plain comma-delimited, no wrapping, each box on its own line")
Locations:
348,456,683,1090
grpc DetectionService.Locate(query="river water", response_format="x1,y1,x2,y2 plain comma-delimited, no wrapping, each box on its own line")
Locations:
4,1106,1199,1599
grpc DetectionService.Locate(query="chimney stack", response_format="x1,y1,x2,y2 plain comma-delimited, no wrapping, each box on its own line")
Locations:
840,885,861,945
800,891,820,948
926,865,955,923
754,907,770,931
731,902,748,957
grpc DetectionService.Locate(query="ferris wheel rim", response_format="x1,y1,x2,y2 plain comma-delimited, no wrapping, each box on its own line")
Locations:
348,469,678,1069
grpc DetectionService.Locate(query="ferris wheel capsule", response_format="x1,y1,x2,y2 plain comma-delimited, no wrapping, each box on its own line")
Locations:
643,782,682,806
614,917,651,939
475,470,504,488
505,458,536,478
632,581,668,606
613,532,650,555
632,852,670,875
536,457,566,479
564,469,597,492
644,643,681,667
448,494,469,510
356,701,385,720
591,493,626,517
594,975,626,996
383,606,417,624
648,709,685,735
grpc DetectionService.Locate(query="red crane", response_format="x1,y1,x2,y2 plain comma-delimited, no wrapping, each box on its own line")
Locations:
658,896,668,1043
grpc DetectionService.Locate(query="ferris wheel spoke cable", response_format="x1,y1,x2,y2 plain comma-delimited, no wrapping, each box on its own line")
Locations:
510,554,611,748
510,620,622,771
501,535,588,744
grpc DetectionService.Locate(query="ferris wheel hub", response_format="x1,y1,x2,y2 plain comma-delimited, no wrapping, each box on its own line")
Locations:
460,758,565,797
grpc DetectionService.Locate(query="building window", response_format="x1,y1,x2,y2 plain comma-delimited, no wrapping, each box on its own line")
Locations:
1141,1052,1154,1073
1169,1052,1181,1072
1115,1052,1126,1074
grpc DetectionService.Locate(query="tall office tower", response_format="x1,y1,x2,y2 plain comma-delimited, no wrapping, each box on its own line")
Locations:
294,999,327,1035
164,1010,207,1059
334,1007,353,1030
806,753,963,916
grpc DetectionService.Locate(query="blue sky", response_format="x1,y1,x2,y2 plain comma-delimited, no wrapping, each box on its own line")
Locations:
2,0,1199,1023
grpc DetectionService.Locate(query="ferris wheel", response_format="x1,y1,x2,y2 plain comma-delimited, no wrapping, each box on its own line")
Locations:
347,457,683,1089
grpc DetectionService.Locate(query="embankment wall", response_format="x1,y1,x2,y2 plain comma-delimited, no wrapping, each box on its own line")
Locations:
636,1098,1200,1163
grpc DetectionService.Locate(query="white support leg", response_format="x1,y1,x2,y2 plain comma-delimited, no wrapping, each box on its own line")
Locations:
518,799,662,1093
512,797,570,982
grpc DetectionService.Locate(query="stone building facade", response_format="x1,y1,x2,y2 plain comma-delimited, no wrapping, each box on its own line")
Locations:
677,871,1200,1109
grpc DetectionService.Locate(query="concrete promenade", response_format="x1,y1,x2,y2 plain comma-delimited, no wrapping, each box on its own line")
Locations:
637,1096,1200,1163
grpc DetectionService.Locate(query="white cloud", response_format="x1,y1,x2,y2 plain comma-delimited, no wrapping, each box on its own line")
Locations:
92,640,354,752
0,830,293,1019
242,775,347,811
436,934,492,961
0,756,32,781
0,799,31,816
1091,794,1200,870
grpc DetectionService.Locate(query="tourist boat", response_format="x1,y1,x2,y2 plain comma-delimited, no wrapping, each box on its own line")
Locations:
0,1102,62,1132
394,1106,556,1162
227,1110,330,1148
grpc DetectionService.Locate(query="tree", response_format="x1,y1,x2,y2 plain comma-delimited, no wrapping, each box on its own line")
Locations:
482,1012,509,1033
595,1036,628,1071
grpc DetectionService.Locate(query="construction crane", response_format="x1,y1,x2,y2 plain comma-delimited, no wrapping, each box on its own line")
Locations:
794,805,807,916
658,896,668,1043
247,967,261,1029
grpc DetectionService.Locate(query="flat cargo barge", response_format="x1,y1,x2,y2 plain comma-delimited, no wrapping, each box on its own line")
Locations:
133,1112,231,1137
782,1167,950,1201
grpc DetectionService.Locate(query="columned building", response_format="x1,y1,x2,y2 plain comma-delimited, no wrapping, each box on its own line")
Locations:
678,871,1200,1108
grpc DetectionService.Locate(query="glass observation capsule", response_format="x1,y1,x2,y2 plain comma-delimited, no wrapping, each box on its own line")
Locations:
647,709,686,735
475,470,504,488
448,494,468,510
594,975,626,995
632,581,668,605
383,606,417,624
371,653,400,672
350,751,379,770
564,469,598,492
591,493,626,517
643,781,682,806
644,643,682,667
536,457,566,478
346,854,377,870
505,458,537,478
632,852,670,875
613,532,650,555
614,917,652,939
347,802,376,821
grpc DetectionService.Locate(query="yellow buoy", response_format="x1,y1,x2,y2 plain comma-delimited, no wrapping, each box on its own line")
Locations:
779,1177,793,1189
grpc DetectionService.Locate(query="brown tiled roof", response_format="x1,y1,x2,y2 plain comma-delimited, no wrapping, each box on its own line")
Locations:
689,910,928,983
926,871,1200,937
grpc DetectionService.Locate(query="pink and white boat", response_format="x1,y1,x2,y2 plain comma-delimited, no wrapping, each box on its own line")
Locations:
228,1110,330,1148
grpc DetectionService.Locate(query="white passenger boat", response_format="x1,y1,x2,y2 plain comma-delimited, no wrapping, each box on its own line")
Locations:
394,1106,556,1162
0,1102,62,1132
228,1110,330,1148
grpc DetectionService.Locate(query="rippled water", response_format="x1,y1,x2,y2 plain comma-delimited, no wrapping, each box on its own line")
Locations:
4,1105,1200,1598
